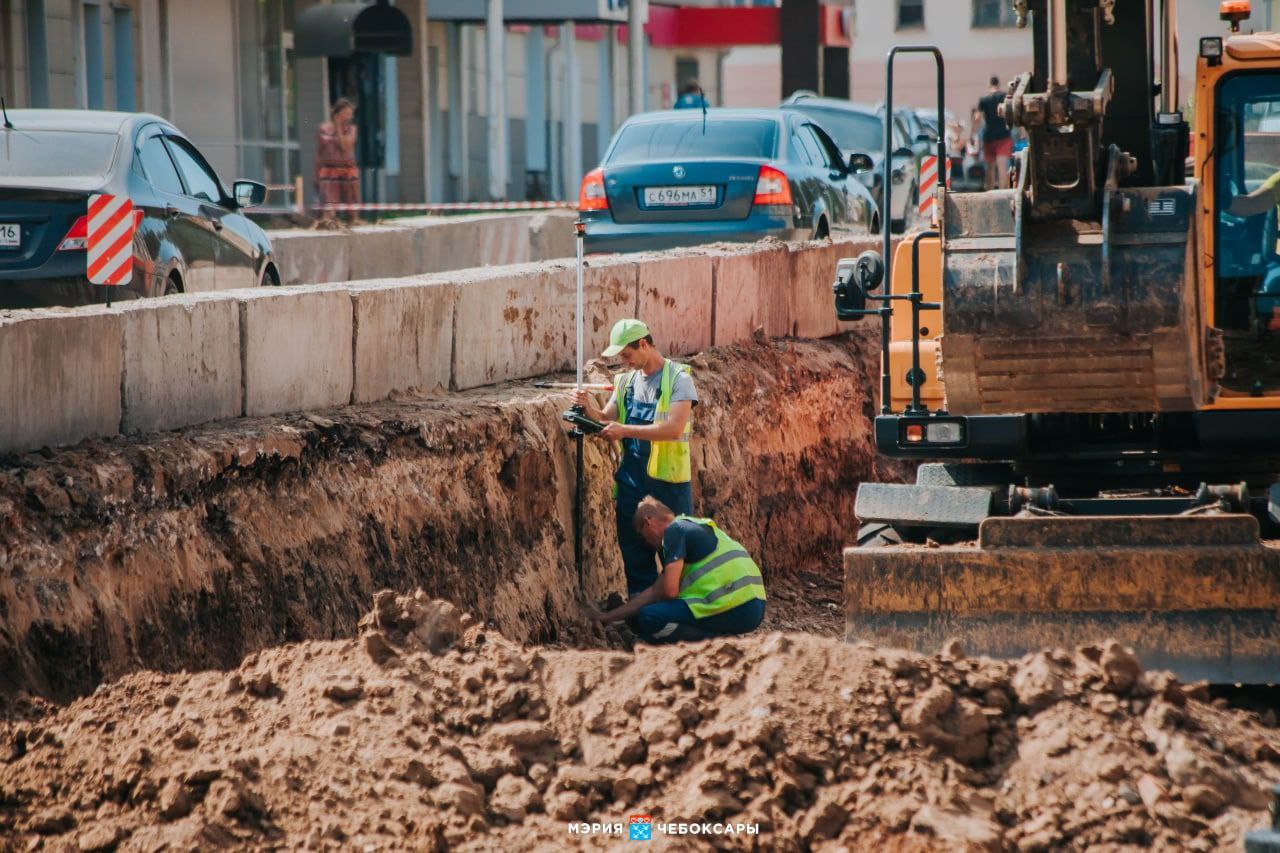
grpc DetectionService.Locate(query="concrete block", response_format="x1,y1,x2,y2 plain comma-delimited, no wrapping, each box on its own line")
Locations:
272,230,352,286
351,277,457,403
120,294,242,433
0,306,122,452
420,218,484,273
451,256,637,391
528,210,577,261
788,238,881,339
711,242,791,345
476,215,532,267
237,284,354,416
636,252,714,356
348,226,425,281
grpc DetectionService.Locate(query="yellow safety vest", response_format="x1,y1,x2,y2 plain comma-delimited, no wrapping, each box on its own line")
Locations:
614,359,692,483
673,516,767,619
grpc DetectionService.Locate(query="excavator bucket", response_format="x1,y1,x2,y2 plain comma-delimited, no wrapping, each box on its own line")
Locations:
938,183,1211,415
844,514,1280,683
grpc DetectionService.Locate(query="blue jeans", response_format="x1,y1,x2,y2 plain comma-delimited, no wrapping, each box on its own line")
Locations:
616,475,693,596
629,598,766,644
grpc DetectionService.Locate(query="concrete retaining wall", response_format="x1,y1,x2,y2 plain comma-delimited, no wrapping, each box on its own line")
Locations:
0,235,890,454
271,210,577,286
0,307,122,454
238,285,355,418
120,295,242,434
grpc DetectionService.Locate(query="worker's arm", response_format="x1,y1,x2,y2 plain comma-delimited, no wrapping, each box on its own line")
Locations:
1229,185,1280,217
591,559,683,623
599,399,692,442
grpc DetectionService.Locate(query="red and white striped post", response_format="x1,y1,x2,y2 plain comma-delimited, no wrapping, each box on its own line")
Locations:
87,194,137,307
918,155,950,226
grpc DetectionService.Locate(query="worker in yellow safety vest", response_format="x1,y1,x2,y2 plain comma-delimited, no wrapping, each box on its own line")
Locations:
589,496,767,643
574,319,696,596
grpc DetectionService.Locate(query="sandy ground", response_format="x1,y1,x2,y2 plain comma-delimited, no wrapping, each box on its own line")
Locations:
2,589,1278,852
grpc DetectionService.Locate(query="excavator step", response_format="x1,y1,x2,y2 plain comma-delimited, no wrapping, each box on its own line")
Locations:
844,514,1280,683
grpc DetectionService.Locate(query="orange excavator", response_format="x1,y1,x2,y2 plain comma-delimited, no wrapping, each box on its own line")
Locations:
833,0,1280,682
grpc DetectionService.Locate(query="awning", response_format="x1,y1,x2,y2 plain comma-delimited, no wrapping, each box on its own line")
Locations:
428,0,632,24
295,1,412,58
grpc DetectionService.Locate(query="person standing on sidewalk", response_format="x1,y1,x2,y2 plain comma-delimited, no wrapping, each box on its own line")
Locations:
973,76,1012,191
573,319,697,597
315,98,360,223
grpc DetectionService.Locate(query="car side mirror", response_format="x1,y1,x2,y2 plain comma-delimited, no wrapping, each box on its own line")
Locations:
848,152,874,174
234,180,267,209
915,132,936,144
892,146,914,159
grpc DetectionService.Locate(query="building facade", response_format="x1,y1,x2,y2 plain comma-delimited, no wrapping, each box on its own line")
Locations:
1,0,735,207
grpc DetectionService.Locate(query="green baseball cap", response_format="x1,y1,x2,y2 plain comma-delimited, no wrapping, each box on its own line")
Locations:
601,318,650,357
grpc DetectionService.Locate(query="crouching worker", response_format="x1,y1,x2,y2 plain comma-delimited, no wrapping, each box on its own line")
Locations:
590,497,766,643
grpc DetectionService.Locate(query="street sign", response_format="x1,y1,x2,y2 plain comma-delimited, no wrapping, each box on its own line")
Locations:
86,194,135,286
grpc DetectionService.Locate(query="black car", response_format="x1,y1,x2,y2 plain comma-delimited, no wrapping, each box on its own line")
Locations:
781,94,920,233
0,109,276,309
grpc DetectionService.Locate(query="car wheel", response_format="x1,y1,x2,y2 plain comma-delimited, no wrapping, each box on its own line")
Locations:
163,274,182,297
261,264,280,287
814,216,830,240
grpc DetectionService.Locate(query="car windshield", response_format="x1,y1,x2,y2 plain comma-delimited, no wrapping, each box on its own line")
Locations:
607,119,778,163
0,129,120,179
789,107,882,154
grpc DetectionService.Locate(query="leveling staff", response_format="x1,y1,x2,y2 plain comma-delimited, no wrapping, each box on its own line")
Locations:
573,319,696,595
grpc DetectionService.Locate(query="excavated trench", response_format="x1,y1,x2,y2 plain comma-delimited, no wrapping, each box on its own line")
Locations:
0,332,906,702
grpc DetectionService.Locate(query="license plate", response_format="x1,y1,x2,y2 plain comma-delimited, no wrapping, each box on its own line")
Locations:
643,186,716,207
0,223,18,248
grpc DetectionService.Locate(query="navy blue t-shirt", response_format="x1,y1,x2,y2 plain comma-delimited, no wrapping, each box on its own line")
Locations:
660,518,718,567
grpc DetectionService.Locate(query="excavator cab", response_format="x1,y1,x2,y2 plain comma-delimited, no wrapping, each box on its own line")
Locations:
1211,69,1280,388
835,0,1280,683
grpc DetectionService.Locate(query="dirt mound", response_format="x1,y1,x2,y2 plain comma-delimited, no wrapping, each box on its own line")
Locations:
2,590,1277,851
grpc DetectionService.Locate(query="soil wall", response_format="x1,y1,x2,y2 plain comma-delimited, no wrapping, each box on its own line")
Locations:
0,335,905,700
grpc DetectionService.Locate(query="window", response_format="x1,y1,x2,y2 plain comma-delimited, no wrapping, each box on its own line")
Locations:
113,6,135,111
972,0,1017,28
82,1,104,109
607,119,779,164
163,137,224,202
137,134,184,195
800,125,832,168
896,0,924,30
789,126,816,166
25,0,49,106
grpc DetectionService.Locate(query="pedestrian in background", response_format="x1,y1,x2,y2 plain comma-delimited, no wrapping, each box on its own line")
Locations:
316,98,360,223
674,80,710,110
973,76,1012,191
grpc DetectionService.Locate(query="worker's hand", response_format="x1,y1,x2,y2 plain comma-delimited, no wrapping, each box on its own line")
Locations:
599,422,627,441
581,602,609,623
572,388,592,409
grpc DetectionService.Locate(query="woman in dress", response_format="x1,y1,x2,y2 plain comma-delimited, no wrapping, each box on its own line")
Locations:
315,98,359,222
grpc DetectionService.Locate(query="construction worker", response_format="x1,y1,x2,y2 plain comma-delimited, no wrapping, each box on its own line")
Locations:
589,497,767,643
573,319,696,596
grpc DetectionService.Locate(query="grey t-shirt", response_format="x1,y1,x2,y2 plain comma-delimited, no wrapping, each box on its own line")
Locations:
661,518,719,567
607,362,698,468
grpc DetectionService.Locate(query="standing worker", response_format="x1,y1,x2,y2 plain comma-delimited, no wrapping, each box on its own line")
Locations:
973,76,1012,191
573,319,697,596
589,497,766,643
